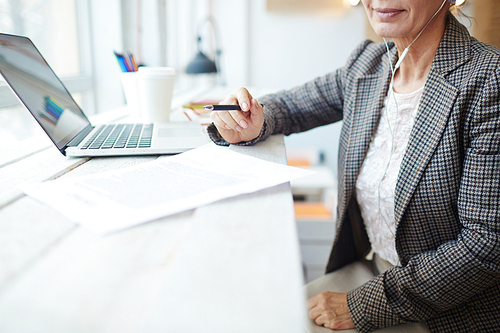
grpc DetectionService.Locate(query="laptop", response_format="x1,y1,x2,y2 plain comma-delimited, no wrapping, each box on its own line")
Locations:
0,33,209,157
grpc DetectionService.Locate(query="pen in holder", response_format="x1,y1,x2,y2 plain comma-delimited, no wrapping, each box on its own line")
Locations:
115,51,141,119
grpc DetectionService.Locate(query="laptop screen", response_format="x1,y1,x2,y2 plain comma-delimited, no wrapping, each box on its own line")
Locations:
0,33,90,151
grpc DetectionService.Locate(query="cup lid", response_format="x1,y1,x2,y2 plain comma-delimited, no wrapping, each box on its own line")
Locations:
138,67,176,76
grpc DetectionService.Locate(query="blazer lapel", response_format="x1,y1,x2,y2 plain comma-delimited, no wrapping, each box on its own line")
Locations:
394,70,459,225
338,71,390,224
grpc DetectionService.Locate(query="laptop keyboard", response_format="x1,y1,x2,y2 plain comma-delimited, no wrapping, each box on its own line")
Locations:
81,124,153,150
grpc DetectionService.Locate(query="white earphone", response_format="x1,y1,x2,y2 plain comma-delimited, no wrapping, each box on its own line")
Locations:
392,0,449,71
382,0,449,137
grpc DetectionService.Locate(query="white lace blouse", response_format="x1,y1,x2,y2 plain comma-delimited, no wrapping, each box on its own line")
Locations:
355,86,424,266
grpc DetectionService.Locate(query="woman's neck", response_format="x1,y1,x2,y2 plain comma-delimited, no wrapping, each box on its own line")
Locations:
392,15,447,94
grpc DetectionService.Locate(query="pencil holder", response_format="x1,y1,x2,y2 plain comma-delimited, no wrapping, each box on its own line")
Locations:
120,72,140,119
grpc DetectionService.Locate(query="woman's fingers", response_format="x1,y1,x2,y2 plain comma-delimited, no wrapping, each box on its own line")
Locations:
216,91,250,130
221,94,238,105
306,292,355,330
236,87,253,111
210,111,232,130
210,88,264,143
217,110,245,131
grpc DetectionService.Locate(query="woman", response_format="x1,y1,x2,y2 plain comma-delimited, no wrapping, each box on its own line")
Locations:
208,0,500,332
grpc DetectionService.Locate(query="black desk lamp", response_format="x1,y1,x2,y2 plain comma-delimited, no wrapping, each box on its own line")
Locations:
185,41,217,74
186,16,223,82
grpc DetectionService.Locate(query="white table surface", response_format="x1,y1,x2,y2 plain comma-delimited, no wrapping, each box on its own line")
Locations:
0,105,308,332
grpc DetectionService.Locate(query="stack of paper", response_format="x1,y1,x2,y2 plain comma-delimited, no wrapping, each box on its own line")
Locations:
23,143,314,234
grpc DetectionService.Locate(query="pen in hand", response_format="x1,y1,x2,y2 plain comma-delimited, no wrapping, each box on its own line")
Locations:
203,104,242,111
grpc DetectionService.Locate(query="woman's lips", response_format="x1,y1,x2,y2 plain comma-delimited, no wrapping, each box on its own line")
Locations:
374,8,404,19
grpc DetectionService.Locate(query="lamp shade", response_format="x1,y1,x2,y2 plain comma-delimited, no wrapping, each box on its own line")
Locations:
186,51,217,74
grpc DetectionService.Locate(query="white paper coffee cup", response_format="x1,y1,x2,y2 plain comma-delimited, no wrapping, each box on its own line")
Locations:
137,67,176,122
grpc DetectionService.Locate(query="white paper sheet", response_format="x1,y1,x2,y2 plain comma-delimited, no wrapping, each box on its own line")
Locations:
22,143,314,234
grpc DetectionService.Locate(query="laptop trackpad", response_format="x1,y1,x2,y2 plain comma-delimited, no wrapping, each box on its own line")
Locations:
158,127,202,137
154,124,209,149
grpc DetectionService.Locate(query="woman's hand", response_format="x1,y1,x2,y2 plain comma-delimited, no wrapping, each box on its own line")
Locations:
210,87,264,144
306,292,355,330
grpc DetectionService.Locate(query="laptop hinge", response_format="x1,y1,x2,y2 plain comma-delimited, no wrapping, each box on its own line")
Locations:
66,125,94,147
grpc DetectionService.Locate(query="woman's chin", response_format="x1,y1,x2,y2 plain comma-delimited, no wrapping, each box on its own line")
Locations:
371,27,403,40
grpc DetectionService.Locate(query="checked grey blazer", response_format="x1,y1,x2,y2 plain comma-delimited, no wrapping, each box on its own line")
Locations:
208,14,500,333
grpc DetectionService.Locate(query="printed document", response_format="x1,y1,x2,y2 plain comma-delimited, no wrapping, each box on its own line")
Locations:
23,143,313,234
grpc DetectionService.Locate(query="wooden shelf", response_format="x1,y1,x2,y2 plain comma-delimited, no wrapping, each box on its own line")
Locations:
294,202,332,221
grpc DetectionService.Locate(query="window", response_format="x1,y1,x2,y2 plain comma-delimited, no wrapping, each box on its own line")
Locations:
0,0,92,145
165,0,217,91
0,0,92,107
121,0,215,94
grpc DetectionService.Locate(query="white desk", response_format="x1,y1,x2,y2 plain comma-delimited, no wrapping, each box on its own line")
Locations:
0,108,307,332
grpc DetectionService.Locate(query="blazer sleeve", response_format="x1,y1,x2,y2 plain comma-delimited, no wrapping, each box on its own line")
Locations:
347,66,500,332
256,70,346,137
